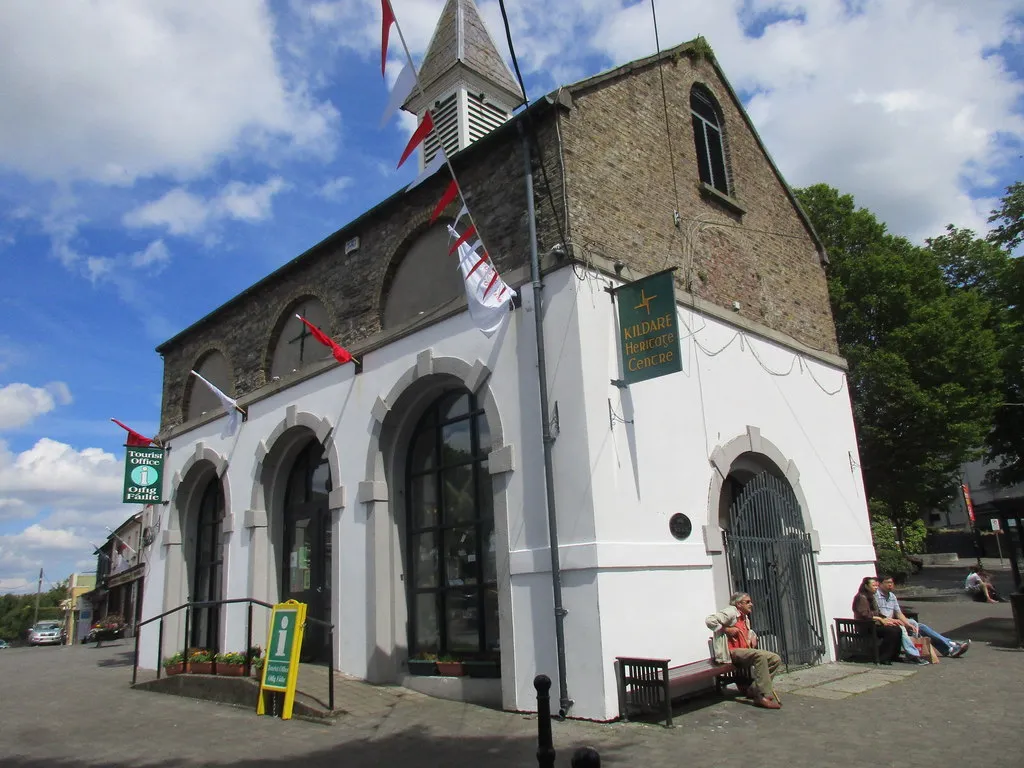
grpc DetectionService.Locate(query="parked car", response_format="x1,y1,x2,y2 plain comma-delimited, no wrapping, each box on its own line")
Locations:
28,622,65,646
0,638,9,649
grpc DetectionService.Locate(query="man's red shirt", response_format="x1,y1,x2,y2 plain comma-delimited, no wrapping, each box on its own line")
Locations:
728,614,753,651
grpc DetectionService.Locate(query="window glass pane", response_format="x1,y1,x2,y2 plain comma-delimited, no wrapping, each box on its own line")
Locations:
477,463,493,522
484,586,500,652
441,465,475,525
409,428,435,474
414,533,438,588
441,420,472,465
482,517,496,583
445,588,479,652
706,126,728,194
286,461,307,506
690,89,719,125
476,414,491,458
310,459,331,501
444,526,478,587
441,392,470,420
409,474,438,529
414,593,440,654
692,116,712,186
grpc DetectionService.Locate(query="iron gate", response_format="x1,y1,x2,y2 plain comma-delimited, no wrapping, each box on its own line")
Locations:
724,471,826,667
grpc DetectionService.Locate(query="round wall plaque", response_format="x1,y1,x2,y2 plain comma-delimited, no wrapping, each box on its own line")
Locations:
669,513,692,541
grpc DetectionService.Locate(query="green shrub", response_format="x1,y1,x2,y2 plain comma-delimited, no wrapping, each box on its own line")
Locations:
876,549,913,581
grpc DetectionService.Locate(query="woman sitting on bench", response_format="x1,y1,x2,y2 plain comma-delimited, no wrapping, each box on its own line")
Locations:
852,576,903,665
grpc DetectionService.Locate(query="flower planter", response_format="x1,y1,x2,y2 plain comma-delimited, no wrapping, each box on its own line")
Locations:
164,662,185,676
463,660,501,679
408,659,437,676
217,664,246,677
435,661,465,677
189,661,214,675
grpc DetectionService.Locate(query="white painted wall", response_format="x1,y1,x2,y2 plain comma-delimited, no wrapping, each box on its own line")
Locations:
138,264,871,722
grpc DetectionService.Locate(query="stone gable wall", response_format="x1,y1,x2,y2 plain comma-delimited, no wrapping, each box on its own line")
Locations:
557,52,839,355
158,119,565,431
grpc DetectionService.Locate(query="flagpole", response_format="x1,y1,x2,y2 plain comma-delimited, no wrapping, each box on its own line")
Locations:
520,123,571,717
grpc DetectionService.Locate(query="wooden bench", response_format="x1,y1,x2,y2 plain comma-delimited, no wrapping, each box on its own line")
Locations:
615,655,750,726
833,618,880,664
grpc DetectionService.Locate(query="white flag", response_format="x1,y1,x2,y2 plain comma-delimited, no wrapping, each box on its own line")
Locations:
407,149,446,191
449,226,516,336
380,62,416,129
190,370,242,436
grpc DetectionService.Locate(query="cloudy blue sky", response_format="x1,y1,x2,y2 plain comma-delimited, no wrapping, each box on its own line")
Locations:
1,0,1022,594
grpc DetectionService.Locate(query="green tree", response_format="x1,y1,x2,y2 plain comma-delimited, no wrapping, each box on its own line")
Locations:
988,181,1024,252
796,185,1003,539
929,219,1024,485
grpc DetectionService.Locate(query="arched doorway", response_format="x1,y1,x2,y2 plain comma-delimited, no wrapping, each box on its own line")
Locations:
192,478,224,650
282,441,332,662
723,469,825,667
405,389,498,661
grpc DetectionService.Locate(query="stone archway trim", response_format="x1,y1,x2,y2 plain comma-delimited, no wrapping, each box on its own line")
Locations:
703,425,819,554
169,441,233,540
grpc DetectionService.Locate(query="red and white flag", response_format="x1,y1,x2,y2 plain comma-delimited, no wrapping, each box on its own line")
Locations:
449,225,515,336
295,315,353,365
110,418,153,446
190,370,243,437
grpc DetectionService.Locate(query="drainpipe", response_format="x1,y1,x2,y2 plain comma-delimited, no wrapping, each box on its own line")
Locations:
520,122,572,717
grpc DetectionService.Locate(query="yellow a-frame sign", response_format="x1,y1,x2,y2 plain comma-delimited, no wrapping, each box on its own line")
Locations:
257,599,306,720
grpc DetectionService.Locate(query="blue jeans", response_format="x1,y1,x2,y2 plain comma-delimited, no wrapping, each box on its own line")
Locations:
908,619,955,655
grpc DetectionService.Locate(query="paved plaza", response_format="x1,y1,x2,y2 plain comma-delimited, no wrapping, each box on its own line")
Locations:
1,598,1019,768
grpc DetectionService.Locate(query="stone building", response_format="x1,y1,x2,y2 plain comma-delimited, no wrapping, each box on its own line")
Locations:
138,0,873,720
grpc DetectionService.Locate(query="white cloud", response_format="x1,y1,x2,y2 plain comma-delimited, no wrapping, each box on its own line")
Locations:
124,177,290,236
0,2,338,184
0,438,121,501
318,175,354,201
0,498,30,521
130,239,171,269
0,577,31,592
0,382,73,430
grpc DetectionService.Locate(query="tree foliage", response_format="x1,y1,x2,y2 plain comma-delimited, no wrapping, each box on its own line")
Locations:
796,184,1002,528
988,181,1024,252
0,583,68,642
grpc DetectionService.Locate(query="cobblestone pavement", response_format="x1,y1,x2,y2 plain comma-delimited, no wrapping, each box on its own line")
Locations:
1,600,1019,768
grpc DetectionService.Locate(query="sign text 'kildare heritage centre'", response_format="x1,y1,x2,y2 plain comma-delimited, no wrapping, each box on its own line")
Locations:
615,269,683,385
122,446,164,504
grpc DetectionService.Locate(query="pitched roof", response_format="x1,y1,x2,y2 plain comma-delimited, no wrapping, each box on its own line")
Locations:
415,0,524,106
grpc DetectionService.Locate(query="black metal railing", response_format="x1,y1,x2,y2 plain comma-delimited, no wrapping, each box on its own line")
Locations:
132,597,336,712
534,674,600,767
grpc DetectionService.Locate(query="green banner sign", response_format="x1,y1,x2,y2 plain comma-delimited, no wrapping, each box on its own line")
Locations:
264,607,300,691
615,269,683,385
122,446,164,504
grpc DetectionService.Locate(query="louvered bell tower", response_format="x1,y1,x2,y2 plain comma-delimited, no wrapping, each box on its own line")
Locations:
403,0,525,168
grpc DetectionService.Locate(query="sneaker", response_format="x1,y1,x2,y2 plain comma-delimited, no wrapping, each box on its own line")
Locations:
906,656,930,665
951,640,971,658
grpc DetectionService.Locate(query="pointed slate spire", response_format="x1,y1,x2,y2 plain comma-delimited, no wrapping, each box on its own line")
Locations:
403,0,525,167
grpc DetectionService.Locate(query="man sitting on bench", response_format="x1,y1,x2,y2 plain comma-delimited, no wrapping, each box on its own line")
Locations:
876,575,970,659
705,593,782,710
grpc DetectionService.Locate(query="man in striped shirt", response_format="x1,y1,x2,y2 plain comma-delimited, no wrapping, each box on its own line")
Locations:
876,575,970,659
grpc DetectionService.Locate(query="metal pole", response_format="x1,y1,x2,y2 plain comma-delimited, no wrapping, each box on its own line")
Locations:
245,602,253,678
133,626,141,685
328,625,335,711
31,567,43,627
534,674,556,768
521,124,571,717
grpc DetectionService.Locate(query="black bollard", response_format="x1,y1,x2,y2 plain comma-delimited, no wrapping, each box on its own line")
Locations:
534,674,556,768
571,747,601,768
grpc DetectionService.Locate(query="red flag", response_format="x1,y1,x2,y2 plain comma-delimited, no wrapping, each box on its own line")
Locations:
381,0,395,76
448,225,477,254
431,179,459,223
466,252,489,278
398,111,433,168
296,315,353,365
482,270,500,298
110,418,153,447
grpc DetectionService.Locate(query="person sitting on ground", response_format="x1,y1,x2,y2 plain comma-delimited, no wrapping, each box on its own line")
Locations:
852,576,907,665
965,565,1000,603
705,592,782,710
875,575,970,659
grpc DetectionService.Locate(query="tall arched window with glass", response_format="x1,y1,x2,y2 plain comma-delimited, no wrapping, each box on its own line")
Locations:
192,478,224,650
690,85,730,196
406,390,497,659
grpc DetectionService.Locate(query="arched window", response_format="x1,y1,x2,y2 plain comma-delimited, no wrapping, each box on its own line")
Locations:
406,390,497,657
186,351,232,422
269,298,333,381
192,478,224,650
382,224,465,329
690,85,730,195
283,441,332,662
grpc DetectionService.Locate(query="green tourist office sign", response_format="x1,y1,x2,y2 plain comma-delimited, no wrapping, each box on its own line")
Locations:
122,446,164,504
614,269,683,385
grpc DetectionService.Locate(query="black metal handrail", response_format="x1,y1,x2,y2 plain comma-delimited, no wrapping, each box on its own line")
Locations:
132,597,335,712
